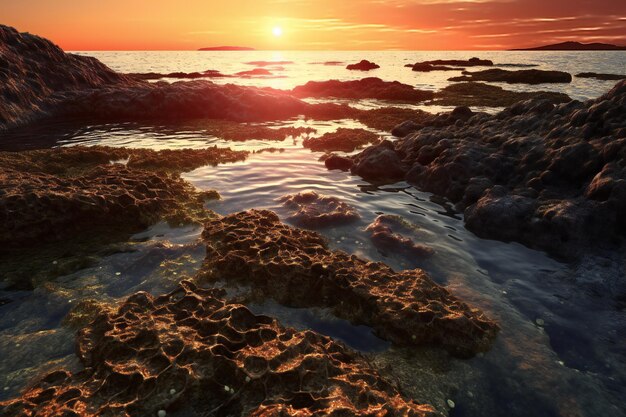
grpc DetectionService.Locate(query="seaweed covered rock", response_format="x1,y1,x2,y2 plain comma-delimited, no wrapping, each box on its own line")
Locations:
430,82,572,107
449,68,572,84
346,60,380,71
303,128,381,152
0,281,438,417
201,210,498,357
292,78,435,102
348,79,626,258
277,191,360,228
366,215,434,258
0,146,246,247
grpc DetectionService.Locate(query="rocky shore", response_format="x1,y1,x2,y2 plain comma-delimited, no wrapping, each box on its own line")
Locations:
346,80,626,258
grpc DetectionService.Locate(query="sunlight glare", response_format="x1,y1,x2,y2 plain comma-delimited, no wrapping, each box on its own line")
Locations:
272,26,283,37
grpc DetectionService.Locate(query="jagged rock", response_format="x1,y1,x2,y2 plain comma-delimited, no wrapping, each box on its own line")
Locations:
346,60,380,71
0,281,438,417
277,191,360,228
430,82,572,107
303,128,380,152
348,79,626,257
449,68,572,84
200,210,498,357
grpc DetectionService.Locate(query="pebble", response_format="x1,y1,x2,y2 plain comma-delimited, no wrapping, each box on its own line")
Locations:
245,376,251,382
157,410,166,417
447,399,455,408
467,391,474,398
169,388,176,395
115,272,121,276
535,318,545,326
224,385,230,392
411,335,416,341
52,260,58,265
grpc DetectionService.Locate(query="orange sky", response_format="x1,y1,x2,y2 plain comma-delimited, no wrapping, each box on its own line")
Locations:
2,0,625,50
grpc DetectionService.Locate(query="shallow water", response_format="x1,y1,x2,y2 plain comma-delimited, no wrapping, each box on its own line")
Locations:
1,51,625,416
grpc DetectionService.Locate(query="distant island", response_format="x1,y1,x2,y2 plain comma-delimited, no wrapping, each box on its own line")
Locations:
198,46,255,51
512,41,626,51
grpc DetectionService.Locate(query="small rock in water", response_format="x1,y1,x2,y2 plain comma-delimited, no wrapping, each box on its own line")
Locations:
157,410,166,417
447,399,456,408
535,318,545,326
52,260,58,265
245,376,251,382
115,272,121,276
169,388,176,395
224,385,230,392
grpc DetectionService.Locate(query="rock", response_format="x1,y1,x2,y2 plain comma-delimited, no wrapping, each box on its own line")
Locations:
431,83,571,107
292,78,434,102
392,120,423,137
0,281,438,417
410,63,461,72
346,59,380,71
324,154,354,171
351,140,408,181
414,58,494,67
127,69,231,80
349,79,626,258
449,69,572,84
303,128,381,152
235,68,273,77
276,191,360,228
576,72,626,81
201,210,498,357
366,215,435,258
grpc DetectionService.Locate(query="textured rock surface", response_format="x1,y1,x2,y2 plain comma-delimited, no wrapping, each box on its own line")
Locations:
0,146,246,247
0,281,438,417
0,24,135,131
303,128,381,152
201,210,498,357
346,60,380,71
449,68,572,84
349,80,626,257
277,191,360,228
366,215,435,258
292,78,435,102
430,82,572,107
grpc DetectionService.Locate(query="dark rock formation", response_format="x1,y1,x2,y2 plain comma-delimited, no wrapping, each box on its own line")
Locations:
576,72,626,81
277,191,360,228
416,58,493,67
0,24,136,131
236,68,274,77
430,82,572,107
409,63,462,72
346,60,380,71
292,78,435,102
348,79,626,258
303,128,381,152
449,68,572,84
201,210,498,357
366,215,435,258
355,107,435,132
0,146,245,248
513,41,626,51
127,69,230,80
244,60,294,66
311,61,344,65
324,153,354,171
0,280,438,417
199,45,255,51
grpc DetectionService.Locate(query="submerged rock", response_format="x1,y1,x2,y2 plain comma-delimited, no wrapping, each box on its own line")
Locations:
0,281,438,417
366,215,435,258
415,58,493,67
346,59,380,71
303,128,381,152
292,78,435,102
324,153,354,171
277,191,360,228
430,82,572,107
127,69,230,80
347,79,626,258
576,72,626,81
449,68,572,84
408,63,463,72
201,210,498,357
235,68,274,77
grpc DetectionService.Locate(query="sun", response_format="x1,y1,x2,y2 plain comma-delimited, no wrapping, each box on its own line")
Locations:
272,26,283,37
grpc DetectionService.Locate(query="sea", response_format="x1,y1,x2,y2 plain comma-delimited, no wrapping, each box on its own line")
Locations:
0,50,625,417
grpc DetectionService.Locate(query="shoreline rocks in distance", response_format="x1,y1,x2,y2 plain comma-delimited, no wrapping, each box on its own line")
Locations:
408,62,463,72
346,59,380,71
512,41,626,51
576,72,626,81
348,79,626,259
449,68,572,84
198,45,255,51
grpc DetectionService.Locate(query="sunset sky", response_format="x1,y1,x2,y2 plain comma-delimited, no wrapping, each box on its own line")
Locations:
2,0,625,50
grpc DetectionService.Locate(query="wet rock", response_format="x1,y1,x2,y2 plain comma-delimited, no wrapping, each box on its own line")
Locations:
576,72,626,81
409,63,461,72
236,68,273,77
277,191,360,228
201,210,498,357
355,107,434,132
346,59,380,71
127,69,230,80
415,58,493,67
430,82,572,107
351,140,408,181
449,69,572,84
324,153,354,171
0,281,438,417
292,78,434,102
303,128,381,152
366,215,435,258
349,79,626,258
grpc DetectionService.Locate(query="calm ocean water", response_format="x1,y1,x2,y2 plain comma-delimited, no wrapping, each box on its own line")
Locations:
1,51,625,416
